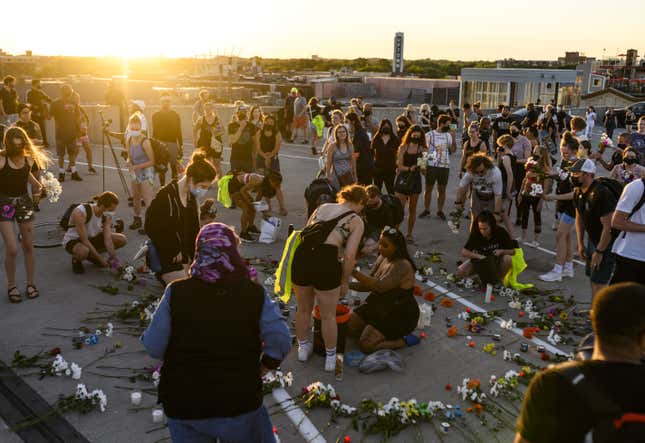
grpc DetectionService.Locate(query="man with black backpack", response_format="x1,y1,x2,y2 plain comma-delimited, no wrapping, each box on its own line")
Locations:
571,159,619,297
515,282,645,443
611,178,645,285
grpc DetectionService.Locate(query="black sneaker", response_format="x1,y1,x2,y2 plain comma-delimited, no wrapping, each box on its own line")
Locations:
239,231,255,243
248,225,260,234
437,211,447,221
71,171,83,181
419,210,431,219
129,216,142,230
72,259,85,274
33,202,40,212
58,173,65,182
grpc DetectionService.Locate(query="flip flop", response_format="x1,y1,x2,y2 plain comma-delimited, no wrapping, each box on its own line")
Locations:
25,284,40,300
8,286,22,303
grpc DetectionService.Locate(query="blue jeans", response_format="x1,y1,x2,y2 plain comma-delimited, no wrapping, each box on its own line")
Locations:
167,406,276,443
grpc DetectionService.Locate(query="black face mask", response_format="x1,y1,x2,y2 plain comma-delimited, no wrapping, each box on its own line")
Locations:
570,175,583,187
624,157,638,165
511,130,520,137
441,125,450,132
381,127,391,135
6,142,24,157
410,137,422,144
618,143,627,149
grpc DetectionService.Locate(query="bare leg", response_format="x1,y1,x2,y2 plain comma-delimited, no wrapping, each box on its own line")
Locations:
359,325,406,353
407,194,420,239
424,183,434,212
437,184,446,213
294,284,315,342
82,140,93,168
18,222,35,285
347,313,366,338
131,182,142,217
141,182,154,208
71,243,90,261
316,287,341,350
0,222,19,288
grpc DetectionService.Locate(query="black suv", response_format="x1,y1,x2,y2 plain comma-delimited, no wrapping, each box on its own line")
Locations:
615,101,645,127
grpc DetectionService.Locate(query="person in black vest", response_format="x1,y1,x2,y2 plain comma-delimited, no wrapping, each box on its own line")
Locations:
515,282,645,443
145,151,216,284
142,222,291,443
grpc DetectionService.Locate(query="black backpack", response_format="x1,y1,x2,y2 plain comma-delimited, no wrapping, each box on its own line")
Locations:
60,203,93,231
145,137,170,173
381,194,404,227
557,361,645,443
304,178,337,218
300,210,355,248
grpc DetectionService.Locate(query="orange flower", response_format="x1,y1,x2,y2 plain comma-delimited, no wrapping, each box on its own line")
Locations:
447,326,458,337
466,407,473,413
474,403,484,413
413,285,422,296
440,297,454,308
424,291,436,301
523,327,534,339
467,379,481,390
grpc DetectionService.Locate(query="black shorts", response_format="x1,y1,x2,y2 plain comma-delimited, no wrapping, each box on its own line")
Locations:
611,255,645,285
65,234,106,254
56,138,79,158
291,243,342,291
0,194,35,223
425,166,449,186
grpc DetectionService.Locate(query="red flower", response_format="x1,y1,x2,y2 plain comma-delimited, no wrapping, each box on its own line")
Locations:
344,437,351,443
466,307,472,313
534,326,540,333
523,327,534,339
413,285,422,296
424,291,436,301
518,371,525,377
468,340,475,348
541,352,550,361
445,383,452,391
48,347,61,356
518,311,525,317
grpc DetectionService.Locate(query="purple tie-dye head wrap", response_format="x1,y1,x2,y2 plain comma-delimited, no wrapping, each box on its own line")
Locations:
190,223,250,284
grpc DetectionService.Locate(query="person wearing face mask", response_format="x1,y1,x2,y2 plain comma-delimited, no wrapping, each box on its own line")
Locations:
346,112,373,186
0,126,50,303
492,105,513,143
394,125,425,243
570,159,619,297
255,114,282,173
495,135,518,237
371,119,399,195
63,192,127,274
152,94,184,186
596,132,630,172
510,124,532,226
125,114,155,231
395,115,411,140
419,115,454,220
193,101,224,179
610,148,645,185
518,146,552,247
419,104,432,133
145,151,217,284
228,107,258,173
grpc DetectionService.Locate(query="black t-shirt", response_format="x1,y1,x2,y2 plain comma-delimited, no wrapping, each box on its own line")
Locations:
573,180,619,245
464,226,516,256
365,202,394,238
492,116,513,137
517,361,645,443
49,98,81,141
228,121,257,163
26,88,51,117
15,120,41,141
524,109,539,127
556,158,576,217
352,128,373,170
0,87,18,114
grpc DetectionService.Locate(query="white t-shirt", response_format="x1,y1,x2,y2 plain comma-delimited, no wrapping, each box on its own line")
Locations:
426,130,453,168
459,166,504,201
62,204,104,247
586,112,596,126
611,179,645,262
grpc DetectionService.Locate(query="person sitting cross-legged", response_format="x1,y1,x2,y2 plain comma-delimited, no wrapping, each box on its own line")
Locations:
348,227,420,353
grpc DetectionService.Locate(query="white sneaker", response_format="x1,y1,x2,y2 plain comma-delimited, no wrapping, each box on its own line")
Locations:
539,270,563,282
324,354,337,372
562,267,574,278
527,240,540,248
298,343,313,362
551,222,558,231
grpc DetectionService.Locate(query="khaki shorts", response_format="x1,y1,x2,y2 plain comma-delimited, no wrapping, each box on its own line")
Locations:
292,115,308,129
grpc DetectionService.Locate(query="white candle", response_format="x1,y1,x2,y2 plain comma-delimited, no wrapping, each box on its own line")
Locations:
130,391,142,406
484,284,493,304
152,409,164,424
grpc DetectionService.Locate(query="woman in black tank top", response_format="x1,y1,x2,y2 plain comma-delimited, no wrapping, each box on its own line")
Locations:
393,125,425,244
495,134,517,237
461,124,487,173
255,115,281,173
0,126,50,302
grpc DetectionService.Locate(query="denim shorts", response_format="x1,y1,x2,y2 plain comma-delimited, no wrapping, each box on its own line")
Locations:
585,240,616,285
558,212,575,225
132,166,155,185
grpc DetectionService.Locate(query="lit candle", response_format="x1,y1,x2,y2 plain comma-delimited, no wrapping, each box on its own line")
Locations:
130,391,142,406
152,409,164,424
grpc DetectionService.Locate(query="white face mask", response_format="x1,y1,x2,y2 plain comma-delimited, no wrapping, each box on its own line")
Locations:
103,211,115,218
129,130,141,138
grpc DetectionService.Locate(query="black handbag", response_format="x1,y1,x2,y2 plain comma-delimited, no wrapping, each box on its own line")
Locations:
394,171,418,194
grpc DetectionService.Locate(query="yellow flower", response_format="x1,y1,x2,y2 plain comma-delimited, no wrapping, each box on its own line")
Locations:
559,312,569,321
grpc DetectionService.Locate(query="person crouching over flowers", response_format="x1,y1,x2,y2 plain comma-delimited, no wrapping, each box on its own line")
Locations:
456,210,517,283
62,192,127,274
348,227,421,353
141,223,291,443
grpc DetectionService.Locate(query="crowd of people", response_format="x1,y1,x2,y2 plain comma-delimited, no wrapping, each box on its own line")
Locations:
1,74,645,442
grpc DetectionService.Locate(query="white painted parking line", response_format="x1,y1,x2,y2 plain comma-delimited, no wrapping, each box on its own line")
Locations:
272,388,326,443
422,279,570,356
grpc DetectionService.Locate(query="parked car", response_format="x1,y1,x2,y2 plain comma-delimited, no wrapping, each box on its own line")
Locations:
615,101,645,127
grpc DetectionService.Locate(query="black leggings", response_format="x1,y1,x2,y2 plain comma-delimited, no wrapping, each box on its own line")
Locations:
519,195,542,233
373,170,396,195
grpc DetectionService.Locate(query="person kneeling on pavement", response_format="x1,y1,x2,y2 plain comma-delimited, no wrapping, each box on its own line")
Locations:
348,227,421,353
63,192,127,274
456,210,517,283
514,282,645,443
362,185,404,255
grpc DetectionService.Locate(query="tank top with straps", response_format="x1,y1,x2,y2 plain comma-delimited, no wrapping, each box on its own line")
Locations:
129,139,149,165
402,145,422,168
0,157,30,197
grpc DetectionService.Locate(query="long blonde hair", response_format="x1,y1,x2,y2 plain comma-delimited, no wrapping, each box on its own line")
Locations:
1,126,50,170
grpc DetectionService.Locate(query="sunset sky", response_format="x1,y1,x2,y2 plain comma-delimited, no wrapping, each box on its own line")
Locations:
1,0,643,60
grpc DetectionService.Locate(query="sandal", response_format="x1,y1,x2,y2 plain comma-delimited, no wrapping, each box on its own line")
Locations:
8,286,22,303
25,284,40,300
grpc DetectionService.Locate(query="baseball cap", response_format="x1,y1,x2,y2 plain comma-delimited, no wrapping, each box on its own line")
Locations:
570,158,596,174
290,87,298,94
